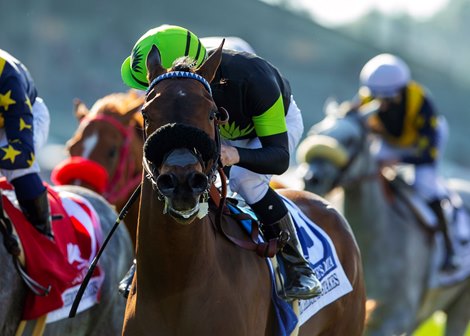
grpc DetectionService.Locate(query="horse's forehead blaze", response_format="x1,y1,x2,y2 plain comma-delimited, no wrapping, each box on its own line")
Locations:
81,132,99,159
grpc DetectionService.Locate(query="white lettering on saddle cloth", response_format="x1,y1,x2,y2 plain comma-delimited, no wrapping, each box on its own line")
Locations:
280,196,353,326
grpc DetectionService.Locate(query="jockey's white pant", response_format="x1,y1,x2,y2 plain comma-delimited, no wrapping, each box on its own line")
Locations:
372,115,448,201
0,97,50,182
222,96,304,204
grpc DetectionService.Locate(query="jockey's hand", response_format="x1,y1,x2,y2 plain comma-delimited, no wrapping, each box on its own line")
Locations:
220,145,240,167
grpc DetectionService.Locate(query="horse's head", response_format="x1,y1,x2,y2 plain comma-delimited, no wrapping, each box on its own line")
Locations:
142,41,227,224
296,100,377,195
52,91,144,203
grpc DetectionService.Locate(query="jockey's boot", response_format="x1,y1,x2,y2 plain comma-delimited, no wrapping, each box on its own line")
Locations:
118,259,136,299
264,213,322,300
18,189,53,239
429,198,458,271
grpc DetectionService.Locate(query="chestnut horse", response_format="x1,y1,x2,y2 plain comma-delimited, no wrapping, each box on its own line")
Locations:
52,91,144,246
122,41,365,336
0,185,133,335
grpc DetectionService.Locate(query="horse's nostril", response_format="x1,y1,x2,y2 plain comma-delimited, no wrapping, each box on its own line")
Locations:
188,172,208,194
156,174,176,196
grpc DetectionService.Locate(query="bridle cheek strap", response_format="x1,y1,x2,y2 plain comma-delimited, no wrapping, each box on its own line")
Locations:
81,114,142,203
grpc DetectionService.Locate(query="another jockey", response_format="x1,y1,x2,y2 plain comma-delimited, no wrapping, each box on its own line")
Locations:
0,49,52,238
120,25,322,300
357,53,456,271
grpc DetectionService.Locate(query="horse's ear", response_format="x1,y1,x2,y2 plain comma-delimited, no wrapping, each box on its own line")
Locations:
119,90,145,125
146,45,166,83
323,97,339,117
123,102,145,124
197,39,224,83
73,98,89,121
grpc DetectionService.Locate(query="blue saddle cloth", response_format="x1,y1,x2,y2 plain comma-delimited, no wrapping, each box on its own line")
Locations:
226,202,298,336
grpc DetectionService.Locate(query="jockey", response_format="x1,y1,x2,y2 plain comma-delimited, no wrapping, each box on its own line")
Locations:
357,53,456,271
120,24,322,300
200,36,257,54
0,49,52,238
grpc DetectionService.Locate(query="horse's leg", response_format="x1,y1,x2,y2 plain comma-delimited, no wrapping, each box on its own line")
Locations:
444,281,470,336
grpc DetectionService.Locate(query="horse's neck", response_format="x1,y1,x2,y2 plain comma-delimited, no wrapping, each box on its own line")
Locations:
342,146,409,227
342,148,396,250
341,148,431,299
136,183,216,293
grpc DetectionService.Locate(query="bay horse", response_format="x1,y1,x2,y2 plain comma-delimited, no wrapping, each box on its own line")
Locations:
52,91,144,246
0,185,133,335
296,100,470,335
122,41,366,335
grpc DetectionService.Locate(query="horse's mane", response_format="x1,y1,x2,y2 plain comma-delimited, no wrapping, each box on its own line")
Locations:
171,56,198,72
91,90,144,127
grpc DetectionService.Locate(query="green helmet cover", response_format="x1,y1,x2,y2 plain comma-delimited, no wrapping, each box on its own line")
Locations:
121,25,207,90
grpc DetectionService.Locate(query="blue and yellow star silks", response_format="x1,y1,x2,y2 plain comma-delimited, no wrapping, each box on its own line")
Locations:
0,49,38,170
1,144,21,164
0,90,16,111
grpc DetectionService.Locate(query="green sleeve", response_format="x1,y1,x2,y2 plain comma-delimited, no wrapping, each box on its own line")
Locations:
252,94,287,137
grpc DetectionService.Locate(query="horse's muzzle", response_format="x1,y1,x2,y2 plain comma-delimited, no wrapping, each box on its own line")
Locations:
156,171,208,198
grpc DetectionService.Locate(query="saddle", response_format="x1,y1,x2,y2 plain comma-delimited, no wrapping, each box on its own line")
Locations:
383,168,470,242
222,191,353,331
0,180,104,322
382,169,470,285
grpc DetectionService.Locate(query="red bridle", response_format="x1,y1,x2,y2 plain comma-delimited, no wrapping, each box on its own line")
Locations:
81,114,142,204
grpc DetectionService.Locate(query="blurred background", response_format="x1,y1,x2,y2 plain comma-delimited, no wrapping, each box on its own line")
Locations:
2,0,470,333
2,0,470,179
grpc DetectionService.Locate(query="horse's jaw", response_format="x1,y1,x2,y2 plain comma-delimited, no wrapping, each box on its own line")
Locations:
163,197,208,225
167,206,199,225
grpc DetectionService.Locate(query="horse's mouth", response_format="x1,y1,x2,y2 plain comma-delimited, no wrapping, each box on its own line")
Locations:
168,204,200,224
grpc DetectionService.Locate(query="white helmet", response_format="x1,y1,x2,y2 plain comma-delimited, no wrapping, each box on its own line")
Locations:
360,53,410,98
200,36,256,54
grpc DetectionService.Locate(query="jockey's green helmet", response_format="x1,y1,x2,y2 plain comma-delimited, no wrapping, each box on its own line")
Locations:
359,53,410,98
121,25,207,90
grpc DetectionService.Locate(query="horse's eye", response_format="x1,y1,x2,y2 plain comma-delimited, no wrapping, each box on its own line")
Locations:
108,147,118,158
344,137,355,148
209,109,216,120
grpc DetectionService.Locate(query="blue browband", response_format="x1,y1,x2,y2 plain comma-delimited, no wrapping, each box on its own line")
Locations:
146,71,212,96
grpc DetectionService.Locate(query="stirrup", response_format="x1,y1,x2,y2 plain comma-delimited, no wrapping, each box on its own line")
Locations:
280,261,323,300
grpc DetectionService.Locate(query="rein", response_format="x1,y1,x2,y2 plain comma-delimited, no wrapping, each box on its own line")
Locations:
209,169,278,258
69,183,141,317
80,114,142,203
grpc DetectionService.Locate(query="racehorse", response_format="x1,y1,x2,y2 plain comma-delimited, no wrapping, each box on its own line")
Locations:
52,91,144,246
296,100,470,335
122,41,366,335
0,185,133,335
